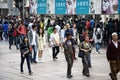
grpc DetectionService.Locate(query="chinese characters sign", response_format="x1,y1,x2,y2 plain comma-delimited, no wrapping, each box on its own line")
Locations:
36,0,120,14
76,0,89,14
55,0,66,14
37,0,47,14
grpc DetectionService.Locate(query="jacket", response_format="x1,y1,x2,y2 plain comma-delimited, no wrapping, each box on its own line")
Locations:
27,30,38,46
106,41,120,61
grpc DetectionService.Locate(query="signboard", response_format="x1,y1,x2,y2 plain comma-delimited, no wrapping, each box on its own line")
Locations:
30,0,37,14
89,0,101,14
76,0,89,14
37,0,47,14
102,0,118,14
55,0,66,14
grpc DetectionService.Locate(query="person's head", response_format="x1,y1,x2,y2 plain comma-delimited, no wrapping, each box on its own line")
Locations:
53,27,57,34
85,36,90,43
23,36,28,43
66,33,71,40
32,25,37,31
66,23,70,29
84,29,89,34
73,23,76,29
39,28,44,37
112,32,118,42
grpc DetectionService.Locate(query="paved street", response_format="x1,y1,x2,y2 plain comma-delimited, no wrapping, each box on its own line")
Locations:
0,41,120,80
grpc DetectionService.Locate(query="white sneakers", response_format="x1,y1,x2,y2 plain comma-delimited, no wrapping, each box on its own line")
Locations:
38,58,42,63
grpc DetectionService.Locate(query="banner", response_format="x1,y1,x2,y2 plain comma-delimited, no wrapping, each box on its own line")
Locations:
102,0,118,14
29,0,37,14
119,0,120,14
37,0,47,14
55,0,66,14
47,0,55,14
89,0,101,14
76,0,89,14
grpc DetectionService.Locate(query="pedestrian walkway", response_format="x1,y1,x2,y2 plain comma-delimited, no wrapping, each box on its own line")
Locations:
0,41,120,80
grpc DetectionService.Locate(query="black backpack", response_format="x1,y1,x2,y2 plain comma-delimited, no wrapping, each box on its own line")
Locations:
95,28,101,39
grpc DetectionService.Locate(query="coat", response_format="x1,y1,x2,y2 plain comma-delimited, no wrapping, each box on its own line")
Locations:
106,41,120,61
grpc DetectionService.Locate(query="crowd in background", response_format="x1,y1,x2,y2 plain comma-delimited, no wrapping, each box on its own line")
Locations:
0,15,120,78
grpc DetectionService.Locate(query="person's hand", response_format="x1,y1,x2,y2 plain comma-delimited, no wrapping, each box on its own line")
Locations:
30,46,32,52
22,54,25,57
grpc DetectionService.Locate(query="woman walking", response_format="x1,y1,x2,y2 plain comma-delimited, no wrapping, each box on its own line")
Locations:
38,28,45,62
20,36,33,75
79,36,92,77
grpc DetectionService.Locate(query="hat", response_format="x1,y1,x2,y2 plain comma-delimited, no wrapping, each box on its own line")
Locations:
112,32,118,36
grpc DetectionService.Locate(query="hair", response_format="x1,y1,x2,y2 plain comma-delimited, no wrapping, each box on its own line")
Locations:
38,28,44,37
53,27,56,31
32,25,37,29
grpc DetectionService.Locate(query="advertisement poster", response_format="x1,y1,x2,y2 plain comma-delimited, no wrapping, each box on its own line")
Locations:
119,0,120,14
89,0,101,14
76,0,89,14
55,0,66,14
37,0,47,14
102,0,118,14
47,0,55,14
29,0,37,14
66,0,76,14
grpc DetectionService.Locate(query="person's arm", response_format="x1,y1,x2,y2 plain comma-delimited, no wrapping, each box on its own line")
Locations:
106,44,111,62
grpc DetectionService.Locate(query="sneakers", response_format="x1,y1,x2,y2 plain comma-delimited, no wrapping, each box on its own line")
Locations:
29,72,33,75
38,58,42,63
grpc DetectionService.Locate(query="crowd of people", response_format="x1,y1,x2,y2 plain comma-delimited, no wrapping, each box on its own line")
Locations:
0,15,120,79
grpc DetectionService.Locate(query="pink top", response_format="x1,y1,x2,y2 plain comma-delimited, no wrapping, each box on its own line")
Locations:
18,25,26,35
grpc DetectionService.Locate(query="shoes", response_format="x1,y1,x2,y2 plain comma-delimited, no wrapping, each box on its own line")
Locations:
67,75,73,78
33,61,37,63
21,71,24,74
109,73,114,80
83,73,90,77
9,46,11,49
55,57,58,59
29,72,33,75
38,58,42,63
74,57,77,60
88,65,92,68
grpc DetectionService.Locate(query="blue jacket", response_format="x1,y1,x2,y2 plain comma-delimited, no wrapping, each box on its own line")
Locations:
3,24,9,32
64,28,73,38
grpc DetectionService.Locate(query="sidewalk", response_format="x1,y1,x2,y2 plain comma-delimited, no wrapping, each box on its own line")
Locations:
0,41,120,80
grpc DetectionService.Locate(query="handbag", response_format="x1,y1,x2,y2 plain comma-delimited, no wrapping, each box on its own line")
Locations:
78,50,84,58
78,42,85,58
22,47,30,55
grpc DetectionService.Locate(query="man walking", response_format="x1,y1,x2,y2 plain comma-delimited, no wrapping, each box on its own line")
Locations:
28,25,38,63
106,32,120,80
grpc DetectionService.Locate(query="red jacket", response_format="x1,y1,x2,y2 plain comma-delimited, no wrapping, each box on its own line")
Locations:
106,41,120,61
13,29,17,37
18,25,26,35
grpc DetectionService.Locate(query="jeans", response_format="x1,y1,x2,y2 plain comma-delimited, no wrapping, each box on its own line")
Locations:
4,31,8,40
13,37,18,49
82,54,90,75
52,46,59,59
31,45,37,62
95,42,101,52
0,32,3,40
20,54,32,73
9,36,13,47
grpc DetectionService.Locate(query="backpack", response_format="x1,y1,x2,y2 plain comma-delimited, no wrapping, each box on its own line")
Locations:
95,28,101,39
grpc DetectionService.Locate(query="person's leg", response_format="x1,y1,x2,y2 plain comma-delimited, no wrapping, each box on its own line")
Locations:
88,53,91,67
32,45,37,62
55,46,59,58
26,55,32,73
96,42,99,52
82,55,89,77
20,56,25,72
15,37,18,49
52,47,56,60
109,61,118,80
